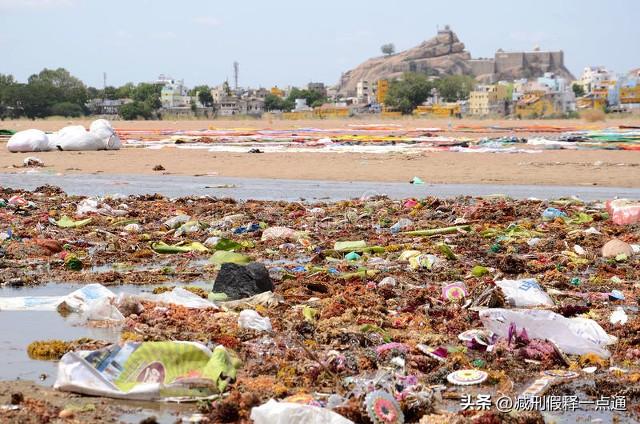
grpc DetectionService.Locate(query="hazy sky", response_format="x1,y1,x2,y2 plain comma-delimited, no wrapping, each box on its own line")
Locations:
0,0,638,88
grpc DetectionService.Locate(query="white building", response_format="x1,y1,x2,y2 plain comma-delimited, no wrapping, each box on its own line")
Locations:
294,98,312,112
356,80,372,104
579,66,614,93
161,79,191,108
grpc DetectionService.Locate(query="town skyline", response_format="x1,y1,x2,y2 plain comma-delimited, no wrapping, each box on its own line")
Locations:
0,0,638,88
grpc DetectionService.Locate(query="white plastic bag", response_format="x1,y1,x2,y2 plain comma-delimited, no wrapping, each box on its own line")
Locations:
261,227,297,241
251,399,353,424
149,288,216,309
238,309,272,331
480,308,616,357
58,283,118,313
51,125,105,151
7,129,50,152
81,296,124,322
495,279,554,307
90,119,121,150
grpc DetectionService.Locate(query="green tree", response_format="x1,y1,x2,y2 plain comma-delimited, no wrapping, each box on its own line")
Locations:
381,43,395,56
87,86,100,99
103,86,118,100
222,81,232,96
190,85,213,107
572,83,585,97
115,82,135,99
384,73,435,114
264,93,288,111
133,83,162,110
0,74,17,118
50,102,84,117
27,68,88,106
435,75,476,102
119,101,152,120
285,88,326,110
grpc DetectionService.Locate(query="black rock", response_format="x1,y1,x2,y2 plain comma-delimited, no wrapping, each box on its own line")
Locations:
212,262,274,300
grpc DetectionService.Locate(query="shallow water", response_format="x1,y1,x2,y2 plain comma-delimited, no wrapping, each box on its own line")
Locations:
2,173,639,201
0,281,209,385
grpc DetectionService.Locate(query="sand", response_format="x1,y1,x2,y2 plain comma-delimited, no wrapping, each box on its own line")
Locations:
1,117,639,187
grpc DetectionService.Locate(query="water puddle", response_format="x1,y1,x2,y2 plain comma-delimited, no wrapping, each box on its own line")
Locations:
0,281,208,385
117,402,201,424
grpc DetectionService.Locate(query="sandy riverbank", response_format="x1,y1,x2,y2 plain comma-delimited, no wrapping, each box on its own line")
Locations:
1,117,639,188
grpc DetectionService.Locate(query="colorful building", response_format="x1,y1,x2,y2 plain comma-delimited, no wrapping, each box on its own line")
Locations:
515,91,557,118
620,85,640,105
270,86,285,97
376,79,389,104
468,85,506,116
413,103,461,118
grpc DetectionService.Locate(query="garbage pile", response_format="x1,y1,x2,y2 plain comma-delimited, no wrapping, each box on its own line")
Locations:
1,185,639,421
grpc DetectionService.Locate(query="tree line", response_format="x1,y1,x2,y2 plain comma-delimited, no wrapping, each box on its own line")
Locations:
0,68,165,120
0,68,477,120
384,73,477,114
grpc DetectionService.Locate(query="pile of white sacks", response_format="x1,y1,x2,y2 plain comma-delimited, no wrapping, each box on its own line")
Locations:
7,119,121,152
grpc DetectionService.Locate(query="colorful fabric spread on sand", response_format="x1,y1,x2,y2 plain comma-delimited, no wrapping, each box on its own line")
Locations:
114,126,640,153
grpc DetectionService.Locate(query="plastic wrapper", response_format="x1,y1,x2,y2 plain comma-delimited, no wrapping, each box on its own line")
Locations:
238,309,272,331
495,278,554,307
250,399,354,424
480,308,616,357
54,342,240,401
606,199,640,225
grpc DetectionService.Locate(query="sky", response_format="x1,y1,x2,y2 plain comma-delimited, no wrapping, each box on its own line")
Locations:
0,0,638,89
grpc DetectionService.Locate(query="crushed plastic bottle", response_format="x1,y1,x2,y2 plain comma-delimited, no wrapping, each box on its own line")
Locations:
542,207,567,221
390,218,413,234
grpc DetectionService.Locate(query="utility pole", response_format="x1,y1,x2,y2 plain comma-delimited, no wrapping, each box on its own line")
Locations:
233,61,239,91
102,72,107,115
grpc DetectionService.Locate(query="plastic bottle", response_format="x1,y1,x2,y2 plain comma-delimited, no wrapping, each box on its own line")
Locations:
390,218,413,234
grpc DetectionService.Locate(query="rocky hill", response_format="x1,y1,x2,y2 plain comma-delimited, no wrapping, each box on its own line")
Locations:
337,28,471,96
337,27,575,96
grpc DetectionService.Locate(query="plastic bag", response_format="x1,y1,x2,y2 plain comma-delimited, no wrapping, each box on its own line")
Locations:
238,309,272,331
81,296,125,322
606,199,640,225
261,226,297,241
147,288,216,309
164,215,191,229
479,308,616,357
58,283,118,313
55,342,240,401
50,125,105,151
89,119,121,150
495,279,554,307
251,399,354,424
7,129,50,152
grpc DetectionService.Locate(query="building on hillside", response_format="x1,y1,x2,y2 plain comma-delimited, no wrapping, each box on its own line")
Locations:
376,79,389,104
356,80,372,104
